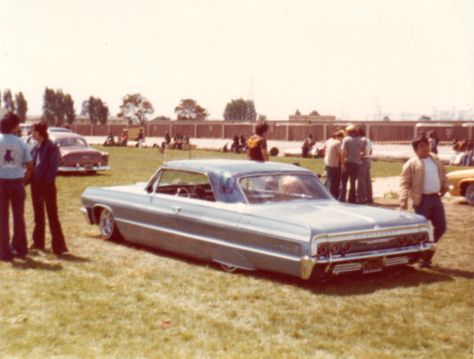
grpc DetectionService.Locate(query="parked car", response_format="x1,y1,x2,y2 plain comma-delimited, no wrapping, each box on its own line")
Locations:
48,127,72,133
81,160,434,280
26,132,110,173
447,169,474,205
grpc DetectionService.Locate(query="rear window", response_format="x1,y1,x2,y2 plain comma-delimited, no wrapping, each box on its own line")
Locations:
238,174,329,204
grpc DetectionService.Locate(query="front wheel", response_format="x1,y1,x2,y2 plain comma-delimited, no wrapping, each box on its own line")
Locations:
465,183,474,205
99,208,123,242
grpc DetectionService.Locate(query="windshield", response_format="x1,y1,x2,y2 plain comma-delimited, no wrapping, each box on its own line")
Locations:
238,173,330,204
55,137,88,147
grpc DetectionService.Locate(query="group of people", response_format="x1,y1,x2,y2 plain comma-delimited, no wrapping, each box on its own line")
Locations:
451,138,473,166
323,125,373,204
230,135,247,154
0,112,67,261
154,131,190,150
103,130,130,147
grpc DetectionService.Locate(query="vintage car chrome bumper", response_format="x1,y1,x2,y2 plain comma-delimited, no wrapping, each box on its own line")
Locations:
300,243,436,279
81,207,94,225
59,165,111,172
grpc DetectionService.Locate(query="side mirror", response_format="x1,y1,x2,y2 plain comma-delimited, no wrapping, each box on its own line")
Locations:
145,185,153,193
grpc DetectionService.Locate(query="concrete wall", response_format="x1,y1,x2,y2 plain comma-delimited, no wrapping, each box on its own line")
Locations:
68,120,473,142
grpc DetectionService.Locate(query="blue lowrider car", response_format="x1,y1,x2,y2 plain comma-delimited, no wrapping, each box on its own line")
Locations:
81,160,435,280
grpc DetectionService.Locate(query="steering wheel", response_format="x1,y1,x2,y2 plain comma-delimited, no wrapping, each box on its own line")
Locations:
175,187,191,198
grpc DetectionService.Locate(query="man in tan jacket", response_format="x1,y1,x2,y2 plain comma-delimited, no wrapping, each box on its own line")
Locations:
400,136,449,267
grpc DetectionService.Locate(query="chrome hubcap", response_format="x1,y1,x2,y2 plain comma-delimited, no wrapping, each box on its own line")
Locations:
100,210,114,238
220,263,238,272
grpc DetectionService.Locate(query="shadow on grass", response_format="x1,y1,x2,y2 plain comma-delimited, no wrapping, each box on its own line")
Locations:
106,238,464,296
56,253,91,263
252,265,456,296
12,257,63,271
430,266,474,279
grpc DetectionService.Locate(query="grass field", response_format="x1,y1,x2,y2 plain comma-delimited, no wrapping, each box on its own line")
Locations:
1,147,472,358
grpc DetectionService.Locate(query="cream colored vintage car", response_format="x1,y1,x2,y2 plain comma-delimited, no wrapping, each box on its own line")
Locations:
447,169,474,205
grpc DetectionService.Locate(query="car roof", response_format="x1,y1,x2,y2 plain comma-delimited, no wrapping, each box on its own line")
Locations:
163,159,312,177
50,132,85,139
48,127,72,132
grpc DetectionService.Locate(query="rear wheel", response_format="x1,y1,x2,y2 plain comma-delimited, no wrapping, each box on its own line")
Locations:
220,263,238,273
465,183,474,205
99,208,123,242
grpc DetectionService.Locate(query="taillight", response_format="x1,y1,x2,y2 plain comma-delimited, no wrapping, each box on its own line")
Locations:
341,241,352,255
317,243,329,257
330,243,341,255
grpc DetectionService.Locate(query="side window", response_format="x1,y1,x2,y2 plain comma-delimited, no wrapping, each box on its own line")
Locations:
155,170,215,201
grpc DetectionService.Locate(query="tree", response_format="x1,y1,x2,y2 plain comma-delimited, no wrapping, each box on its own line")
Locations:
117,93,154,125
223,99,257,121
42,87,76,126
64,94,76,124
3,89,15,112
258,114,267,121
309,110,320,116
174,98,208,121
15,92,28,122
294,109,301,115
42,87,56,124
419,115,431,121
84,96,109,125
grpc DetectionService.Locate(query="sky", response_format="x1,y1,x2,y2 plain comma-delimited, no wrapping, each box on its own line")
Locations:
0,0,472,120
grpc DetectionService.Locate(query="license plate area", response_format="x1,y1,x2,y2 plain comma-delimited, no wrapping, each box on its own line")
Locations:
362,258,384,274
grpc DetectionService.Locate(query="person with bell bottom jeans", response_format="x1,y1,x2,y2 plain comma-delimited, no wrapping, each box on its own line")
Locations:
0,111,33,260
30,122,68,256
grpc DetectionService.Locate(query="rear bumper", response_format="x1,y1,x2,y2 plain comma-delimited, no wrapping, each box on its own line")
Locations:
59,165,111,172
300,244,436,279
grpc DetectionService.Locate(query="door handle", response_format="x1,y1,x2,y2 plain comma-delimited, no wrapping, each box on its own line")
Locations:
172,205,182,214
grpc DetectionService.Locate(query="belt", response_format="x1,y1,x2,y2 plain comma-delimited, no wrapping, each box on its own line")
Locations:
422,193,439,197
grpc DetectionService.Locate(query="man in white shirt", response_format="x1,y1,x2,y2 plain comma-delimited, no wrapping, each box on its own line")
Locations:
323,130,344,198
357,127,373,204
400,136,449,267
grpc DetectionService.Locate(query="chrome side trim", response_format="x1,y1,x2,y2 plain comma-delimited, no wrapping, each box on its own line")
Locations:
333,262,362,274
59,165,111,172
316,246,434,264
115,217,302,263
385,256,409,266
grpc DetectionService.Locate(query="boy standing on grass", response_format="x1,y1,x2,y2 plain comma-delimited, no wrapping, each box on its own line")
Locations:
400,136,449,268
29,122,68,256
0,111,33,261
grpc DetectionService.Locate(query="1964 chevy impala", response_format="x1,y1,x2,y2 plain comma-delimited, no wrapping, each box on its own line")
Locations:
81,160,435,280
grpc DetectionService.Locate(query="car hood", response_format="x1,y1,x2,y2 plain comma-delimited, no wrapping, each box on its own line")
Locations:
447,169,474,179
245,201,427,234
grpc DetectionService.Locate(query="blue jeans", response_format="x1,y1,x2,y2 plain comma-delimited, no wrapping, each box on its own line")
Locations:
0,179,27,259
325,166,340,198
414,194,446,243
357,158,372,203
338,162,359,203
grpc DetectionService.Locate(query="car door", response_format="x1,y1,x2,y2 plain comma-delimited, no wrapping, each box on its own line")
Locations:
132,169,242,261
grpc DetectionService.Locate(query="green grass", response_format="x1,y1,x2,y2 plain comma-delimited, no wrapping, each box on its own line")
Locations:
0,147,472,358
